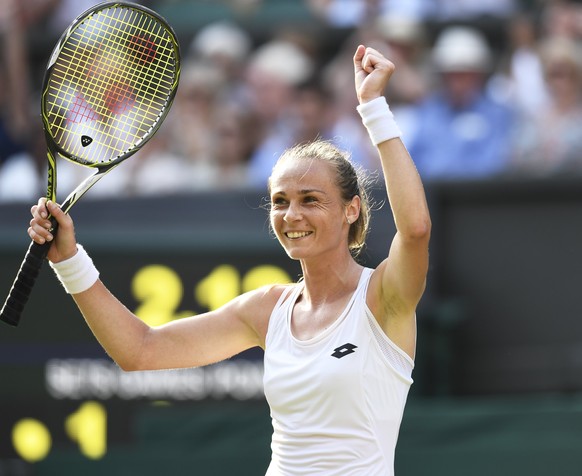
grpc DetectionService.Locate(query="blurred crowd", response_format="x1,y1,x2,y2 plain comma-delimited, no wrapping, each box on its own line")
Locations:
1,0,582,202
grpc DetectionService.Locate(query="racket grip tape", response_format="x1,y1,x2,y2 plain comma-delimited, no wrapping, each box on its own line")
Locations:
0,239,52,326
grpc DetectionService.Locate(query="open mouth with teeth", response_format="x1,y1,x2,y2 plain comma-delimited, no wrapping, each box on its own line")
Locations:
285,231,313,239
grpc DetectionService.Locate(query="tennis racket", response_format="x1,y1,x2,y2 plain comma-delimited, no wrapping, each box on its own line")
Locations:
0,1,181,326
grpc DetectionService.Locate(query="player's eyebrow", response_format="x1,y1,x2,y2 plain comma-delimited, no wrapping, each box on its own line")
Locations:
299,188,325,195
270,188,326,197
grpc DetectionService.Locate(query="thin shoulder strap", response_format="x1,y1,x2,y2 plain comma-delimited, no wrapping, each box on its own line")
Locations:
273,283,298,311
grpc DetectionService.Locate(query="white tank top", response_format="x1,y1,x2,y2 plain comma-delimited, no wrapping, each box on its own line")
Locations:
263,268,414,476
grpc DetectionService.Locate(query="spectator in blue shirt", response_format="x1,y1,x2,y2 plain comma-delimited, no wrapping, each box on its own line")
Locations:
407,26,516,180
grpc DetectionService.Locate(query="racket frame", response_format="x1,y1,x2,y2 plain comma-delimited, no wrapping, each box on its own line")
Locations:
0,1,181,326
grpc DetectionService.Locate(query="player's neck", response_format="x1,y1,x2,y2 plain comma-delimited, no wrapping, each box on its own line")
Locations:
299,257,362,306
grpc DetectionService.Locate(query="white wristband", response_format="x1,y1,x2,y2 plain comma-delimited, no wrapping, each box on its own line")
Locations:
357,96,402,145
49,244,99,294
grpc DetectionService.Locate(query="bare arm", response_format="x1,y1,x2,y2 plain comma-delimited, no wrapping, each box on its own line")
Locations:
29,199,273,371
71,280,272,371
353,45,431,356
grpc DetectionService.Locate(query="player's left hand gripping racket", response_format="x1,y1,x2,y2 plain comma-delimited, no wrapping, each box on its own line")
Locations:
0,2,181,326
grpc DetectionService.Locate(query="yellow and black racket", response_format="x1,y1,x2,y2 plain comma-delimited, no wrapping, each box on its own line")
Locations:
0,1,181,326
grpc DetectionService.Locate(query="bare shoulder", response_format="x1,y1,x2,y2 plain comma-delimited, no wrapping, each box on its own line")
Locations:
236,283,294,347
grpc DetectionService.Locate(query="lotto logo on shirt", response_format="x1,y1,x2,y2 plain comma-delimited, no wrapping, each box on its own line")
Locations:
331,343,358,359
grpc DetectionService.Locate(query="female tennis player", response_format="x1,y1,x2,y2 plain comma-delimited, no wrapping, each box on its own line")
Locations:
28,45,431,475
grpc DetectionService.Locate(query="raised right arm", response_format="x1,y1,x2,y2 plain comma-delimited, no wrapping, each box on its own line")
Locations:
29,198,276,371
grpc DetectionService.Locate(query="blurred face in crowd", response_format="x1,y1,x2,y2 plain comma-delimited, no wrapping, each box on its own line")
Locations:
442,70,486,108
292,85,331,143
539,37,582,108
544,60,581,103
213,106,257,168
246,68,293,122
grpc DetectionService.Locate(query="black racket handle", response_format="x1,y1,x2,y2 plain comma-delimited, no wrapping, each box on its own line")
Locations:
0,219,58,326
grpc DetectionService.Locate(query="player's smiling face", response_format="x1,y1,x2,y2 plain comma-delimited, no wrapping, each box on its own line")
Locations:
269,158,349,260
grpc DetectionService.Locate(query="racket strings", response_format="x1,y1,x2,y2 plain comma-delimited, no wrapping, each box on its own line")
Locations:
66,10,172,125
79,11,174,96
70,9,174,109
44,5,178,165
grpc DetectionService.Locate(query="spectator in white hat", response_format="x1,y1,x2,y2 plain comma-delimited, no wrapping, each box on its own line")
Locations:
406,26,516,180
